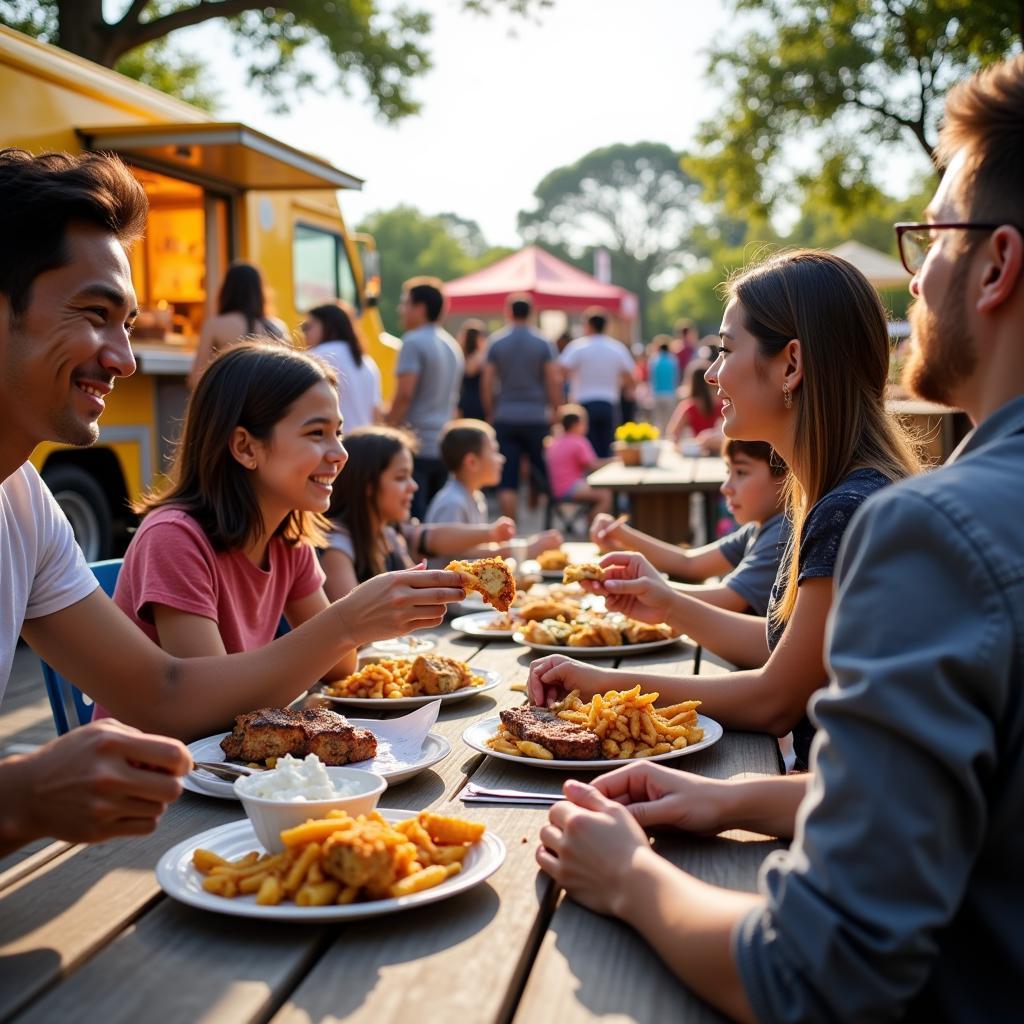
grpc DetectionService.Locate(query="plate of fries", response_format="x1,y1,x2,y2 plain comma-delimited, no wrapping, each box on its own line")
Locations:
156,808,506,921
450,610,520,639
318,658,502,709
183,723,451,800
463,686,723,769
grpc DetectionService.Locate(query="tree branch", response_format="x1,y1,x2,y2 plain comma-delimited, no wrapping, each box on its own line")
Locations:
107,0,267,60
117,0,151,28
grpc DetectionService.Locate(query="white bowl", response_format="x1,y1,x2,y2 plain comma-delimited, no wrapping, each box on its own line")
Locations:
234,766,387,853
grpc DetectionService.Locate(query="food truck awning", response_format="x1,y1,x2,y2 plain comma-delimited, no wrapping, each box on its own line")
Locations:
77,122,363,191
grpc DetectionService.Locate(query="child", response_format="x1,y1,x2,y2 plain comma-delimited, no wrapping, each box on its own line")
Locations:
322,426,551,599
544,405,613,520
99,343,464,722
591,438,786,615
425,419,562,565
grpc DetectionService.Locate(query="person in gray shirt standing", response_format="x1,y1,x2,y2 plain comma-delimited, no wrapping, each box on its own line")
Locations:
481,295,563,518
386,276,463,519
531,55,1024,1022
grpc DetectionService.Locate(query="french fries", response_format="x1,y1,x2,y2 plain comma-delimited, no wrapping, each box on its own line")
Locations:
324,658,486,700
192,809,486,907
486,686,704,761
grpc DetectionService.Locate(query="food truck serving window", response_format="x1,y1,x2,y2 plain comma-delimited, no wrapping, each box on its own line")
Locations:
293,224,358,313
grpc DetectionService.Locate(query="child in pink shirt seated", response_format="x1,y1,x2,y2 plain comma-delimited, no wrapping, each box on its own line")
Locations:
544,405,612,520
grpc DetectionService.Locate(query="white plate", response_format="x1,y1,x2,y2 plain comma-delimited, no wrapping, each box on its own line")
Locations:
463,713,723,770
446,592,488,617
318,667,502,710
370,636,436,656
184,725,451,800
512,632,683,657
156,813,506,921
450,611,519,639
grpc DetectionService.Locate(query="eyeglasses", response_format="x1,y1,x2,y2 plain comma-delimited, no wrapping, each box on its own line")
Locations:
894,221,1009,274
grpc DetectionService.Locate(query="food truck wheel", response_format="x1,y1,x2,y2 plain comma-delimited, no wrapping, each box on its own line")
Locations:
43,465,112,562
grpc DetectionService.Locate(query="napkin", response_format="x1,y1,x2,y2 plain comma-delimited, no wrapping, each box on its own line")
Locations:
348,700,441,774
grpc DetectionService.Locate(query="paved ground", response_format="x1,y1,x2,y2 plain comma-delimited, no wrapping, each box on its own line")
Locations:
1,643,55,754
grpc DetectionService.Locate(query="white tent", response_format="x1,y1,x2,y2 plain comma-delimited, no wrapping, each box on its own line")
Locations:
829,240,909,290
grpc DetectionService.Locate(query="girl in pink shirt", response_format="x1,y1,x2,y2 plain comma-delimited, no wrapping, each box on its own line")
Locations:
544,405,612,521
99,343,457,721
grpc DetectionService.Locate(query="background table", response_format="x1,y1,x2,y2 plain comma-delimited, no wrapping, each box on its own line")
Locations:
0,624,781,1024
587,452,728,545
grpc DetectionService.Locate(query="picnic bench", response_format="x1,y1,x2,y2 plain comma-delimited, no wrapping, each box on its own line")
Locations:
0,601,782,1023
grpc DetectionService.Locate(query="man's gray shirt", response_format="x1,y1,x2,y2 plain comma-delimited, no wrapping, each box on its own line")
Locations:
395,324,463,459
735,396,1024,1023
485,324,555,424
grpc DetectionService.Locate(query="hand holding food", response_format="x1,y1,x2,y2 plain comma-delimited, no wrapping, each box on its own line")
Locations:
594,552,677,625
526,653,614,706
4,719,189,845
339,568,465,645
536,779,653,916
446,557,516,611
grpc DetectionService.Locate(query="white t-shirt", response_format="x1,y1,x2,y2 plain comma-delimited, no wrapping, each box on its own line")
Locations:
0,463,98,703
558,334,635,404
313,341,382,431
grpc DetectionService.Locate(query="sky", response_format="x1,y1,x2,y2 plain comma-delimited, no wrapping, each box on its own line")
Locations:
174,0,739,246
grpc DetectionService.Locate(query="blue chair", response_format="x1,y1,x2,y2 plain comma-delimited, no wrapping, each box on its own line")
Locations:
42,558,122,735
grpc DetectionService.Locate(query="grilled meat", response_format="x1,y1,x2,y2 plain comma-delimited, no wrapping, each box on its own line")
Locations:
220,707,377,765
499,705,601,760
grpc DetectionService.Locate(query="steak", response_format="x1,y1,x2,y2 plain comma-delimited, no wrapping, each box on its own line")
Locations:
220,707,377,765
499,706,601,760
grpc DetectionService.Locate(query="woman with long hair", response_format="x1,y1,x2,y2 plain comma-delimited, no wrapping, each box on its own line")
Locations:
529,250,919,771
189,262,287,387
666,358,724,450
96,343,464,726
457,319,488,421
301,301,382,430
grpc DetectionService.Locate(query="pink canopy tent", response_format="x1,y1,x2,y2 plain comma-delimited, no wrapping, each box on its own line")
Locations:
444,245,639,320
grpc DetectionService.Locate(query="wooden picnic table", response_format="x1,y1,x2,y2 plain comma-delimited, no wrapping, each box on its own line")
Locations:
587,451,728,545
0,604,782,1023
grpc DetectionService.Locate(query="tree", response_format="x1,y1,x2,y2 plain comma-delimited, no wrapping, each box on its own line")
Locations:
0,0,548,117
114,37,218,111
356,206,497,334
687,0,1022,219
517,142,704,334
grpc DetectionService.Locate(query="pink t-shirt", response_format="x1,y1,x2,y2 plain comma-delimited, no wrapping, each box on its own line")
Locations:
546,432,598,499
95,507,324,719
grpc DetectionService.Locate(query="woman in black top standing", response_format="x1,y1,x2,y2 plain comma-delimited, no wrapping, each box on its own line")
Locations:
457,319,488,421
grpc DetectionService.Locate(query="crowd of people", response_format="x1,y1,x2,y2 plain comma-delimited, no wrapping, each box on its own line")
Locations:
0,50,1022,1023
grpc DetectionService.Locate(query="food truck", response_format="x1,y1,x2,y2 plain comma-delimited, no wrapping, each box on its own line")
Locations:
0,25,391,558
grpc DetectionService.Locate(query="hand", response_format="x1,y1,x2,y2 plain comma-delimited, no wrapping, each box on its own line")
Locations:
0,720,190,848
586,551,676,624
592,761,733,836
589,514,623,552
338,568,465,646
536,779,654,917
527,654,615,706
490,517,517,543
526,529,563,558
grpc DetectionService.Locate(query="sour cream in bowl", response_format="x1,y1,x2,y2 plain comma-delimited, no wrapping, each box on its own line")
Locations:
234,754,386,853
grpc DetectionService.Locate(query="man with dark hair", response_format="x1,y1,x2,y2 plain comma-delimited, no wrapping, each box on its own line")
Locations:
481,293,562,517
387,275,463,517
537,55,1024,1021
674,318,698,376
557,307,634,457
0,151,463,855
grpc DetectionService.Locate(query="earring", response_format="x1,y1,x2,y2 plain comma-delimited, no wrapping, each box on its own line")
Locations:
783,382,793,410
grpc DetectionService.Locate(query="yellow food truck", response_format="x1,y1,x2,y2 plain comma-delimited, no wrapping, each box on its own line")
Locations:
0,25,393,559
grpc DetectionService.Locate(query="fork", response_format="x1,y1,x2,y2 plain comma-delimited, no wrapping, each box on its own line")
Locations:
191,760,259,781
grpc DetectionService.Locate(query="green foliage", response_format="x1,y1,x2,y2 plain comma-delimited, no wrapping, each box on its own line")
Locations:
356,206,497,334
518,142,704,331
0,0,550,119
687,0,1022,219
114,37,218,111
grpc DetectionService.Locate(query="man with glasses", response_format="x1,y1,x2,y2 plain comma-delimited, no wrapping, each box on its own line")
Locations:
537,56,1024,1021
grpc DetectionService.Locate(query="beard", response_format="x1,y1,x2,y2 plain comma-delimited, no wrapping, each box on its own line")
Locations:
903,258,977,406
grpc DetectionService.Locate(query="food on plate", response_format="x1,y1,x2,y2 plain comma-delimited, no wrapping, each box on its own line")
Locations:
536,548,570,571
562,563,606,584
519,612,674,648
480,613,517,632
324,655,485,700
446,557,516,612
242,753,361,801
220,708,377,766
497,705,602,760
192,809,487,905
487,686,704,761
516,597,582,622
